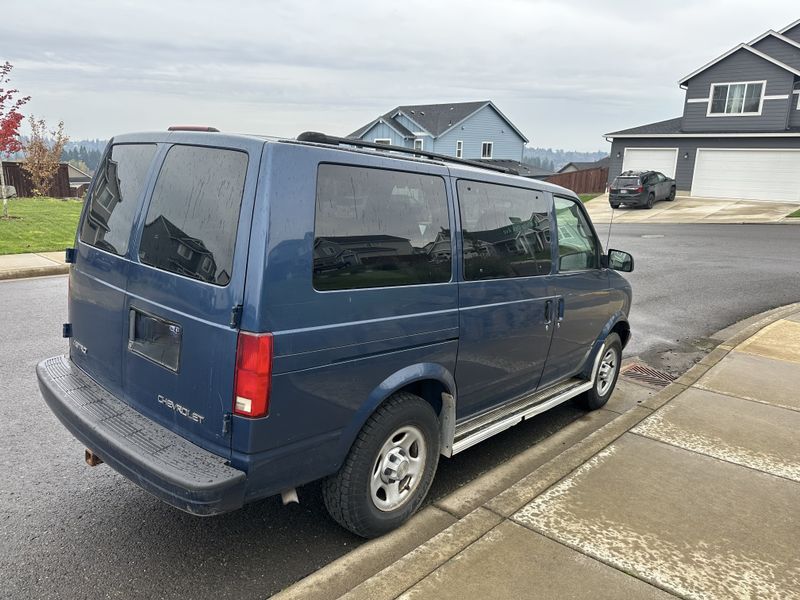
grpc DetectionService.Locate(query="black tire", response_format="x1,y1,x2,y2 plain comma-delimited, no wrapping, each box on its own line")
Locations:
580,333,622,410
667,187,676,201
610,202,620,209
645,193,655,209
322,392,440,538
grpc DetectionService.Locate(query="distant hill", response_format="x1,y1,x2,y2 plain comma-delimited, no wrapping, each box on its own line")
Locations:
523,147,609,172
14,138,608,176
4,138,108,174
61,140,108,174
63,139,108,153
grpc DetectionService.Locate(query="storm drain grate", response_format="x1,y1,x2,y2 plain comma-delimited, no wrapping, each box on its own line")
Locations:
621,363,677,387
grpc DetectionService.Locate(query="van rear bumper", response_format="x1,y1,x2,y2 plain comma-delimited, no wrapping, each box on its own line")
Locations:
36,355,246,516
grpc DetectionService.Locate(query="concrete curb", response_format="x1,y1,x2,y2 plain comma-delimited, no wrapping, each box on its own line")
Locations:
271,301,800,600
0,264,69,281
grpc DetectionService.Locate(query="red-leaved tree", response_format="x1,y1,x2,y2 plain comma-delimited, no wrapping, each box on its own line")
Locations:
0,62,30,218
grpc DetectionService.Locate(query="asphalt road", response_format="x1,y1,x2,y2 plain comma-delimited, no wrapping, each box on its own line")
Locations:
1,223,798,599
595,223,800,371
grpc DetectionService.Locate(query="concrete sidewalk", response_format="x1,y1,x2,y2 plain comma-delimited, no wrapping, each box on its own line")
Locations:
276,303,800,600
0,251,68,281
585,194,800,224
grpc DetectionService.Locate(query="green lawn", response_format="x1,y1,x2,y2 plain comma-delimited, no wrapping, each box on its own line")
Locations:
0,197,83,255
578,194,603,203
788,208,800,218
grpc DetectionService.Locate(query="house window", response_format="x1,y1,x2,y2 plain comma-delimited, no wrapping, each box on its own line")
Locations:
374,138,391,145
708,81,764,116
414,139,423,151
456,140,463,158
481,142,493,159
177,243,193,260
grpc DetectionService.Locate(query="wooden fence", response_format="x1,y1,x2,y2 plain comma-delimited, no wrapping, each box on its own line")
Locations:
546,167,609,195
1,161,72,198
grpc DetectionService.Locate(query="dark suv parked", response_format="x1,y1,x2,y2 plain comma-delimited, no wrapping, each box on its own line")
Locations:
37,130,633,538
609,170,676,209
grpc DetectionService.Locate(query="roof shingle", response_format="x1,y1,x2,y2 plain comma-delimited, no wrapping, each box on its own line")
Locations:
604,117,683,137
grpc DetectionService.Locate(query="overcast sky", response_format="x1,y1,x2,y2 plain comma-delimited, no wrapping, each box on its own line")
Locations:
3,1,798,151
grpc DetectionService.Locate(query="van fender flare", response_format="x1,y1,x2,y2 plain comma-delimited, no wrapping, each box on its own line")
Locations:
336,363,458,467
580,312,629,380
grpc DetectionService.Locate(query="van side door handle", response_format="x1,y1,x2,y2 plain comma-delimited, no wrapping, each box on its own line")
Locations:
544,300,553,328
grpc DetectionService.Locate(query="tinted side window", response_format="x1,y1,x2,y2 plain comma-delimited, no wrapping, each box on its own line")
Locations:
80,144,157,256
457,180,552,280
313,164,451,291
139,145,248,286
555,196,599,272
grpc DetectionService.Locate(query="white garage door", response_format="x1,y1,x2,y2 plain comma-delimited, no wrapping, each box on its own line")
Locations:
692,149,800,202
622,148,678,178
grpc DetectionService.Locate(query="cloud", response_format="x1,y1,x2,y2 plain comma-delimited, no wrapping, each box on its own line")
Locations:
2,0,797,149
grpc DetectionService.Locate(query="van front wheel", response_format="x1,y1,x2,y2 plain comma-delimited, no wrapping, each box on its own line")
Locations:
322,392,440,538
581,333,622,410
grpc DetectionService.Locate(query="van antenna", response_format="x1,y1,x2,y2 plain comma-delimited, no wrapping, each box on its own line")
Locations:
605,194,615,251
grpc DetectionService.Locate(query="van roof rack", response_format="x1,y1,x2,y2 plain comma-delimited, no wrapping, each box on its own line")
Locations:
295,131,517,175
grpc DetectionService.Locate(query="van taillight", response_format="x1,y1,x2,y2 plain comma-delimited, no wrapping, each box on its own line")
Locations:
234,332,273,418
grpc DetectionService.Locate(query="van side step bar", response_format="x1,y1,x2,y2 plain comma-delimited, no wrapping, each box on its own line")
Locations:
451,378,592,455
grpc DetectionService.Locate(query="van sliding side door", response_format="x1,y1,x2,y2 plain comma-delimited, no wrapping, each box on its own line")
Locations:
453,179,557,420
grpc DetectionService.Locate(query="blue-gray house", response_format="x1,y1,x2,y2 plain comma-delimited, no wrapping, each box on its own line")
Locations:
348,101,529,162
606,18,800,203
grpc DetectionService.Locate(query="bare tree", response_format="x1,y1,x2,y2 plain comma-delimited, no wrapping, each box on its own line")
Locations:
22,116,68,197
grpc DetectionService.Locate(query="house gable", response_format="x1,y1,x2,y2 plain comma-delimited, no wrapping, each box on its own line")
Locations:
682,46,795,133
750,32,800,71
359,120,409,146
679,43,800,86
780,18,800,43
434,103,526,161
392,112,427,134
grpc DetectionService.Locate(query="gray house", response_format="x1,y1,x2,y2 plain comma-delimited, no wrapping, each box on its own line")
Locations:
348,101,528,162
606,18,800,203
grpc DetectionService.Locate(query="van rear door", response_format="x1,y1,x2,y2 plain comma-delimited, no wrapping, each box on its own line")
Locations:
70,142,160,397
121,138,262,459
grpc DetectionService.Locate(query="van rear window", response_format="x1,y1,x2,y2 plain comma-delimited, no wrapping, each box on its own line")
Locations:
80,144,157,256
138,145,248,286
313,164,451,290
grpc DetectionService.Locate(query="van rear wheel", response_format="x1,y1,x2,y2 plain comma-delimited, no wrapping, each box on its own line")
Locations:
580,333,622,410
322,392,440,538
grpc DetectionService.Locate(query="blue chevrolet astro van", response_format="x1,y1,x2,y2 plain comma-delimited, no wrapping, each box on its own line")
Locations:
37,129,633,538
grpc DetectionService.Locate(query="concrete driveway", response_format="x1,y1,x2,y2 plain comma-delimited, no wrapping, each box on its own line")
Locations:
585,194,800,224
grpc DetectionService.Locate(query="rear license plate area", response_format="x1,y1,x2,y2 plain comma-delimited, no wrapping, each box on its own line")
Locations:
128,308,182,372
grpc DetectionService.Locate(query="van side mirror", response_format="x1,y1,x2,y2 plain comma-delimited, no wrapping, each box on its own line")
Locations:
606,249,634,272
